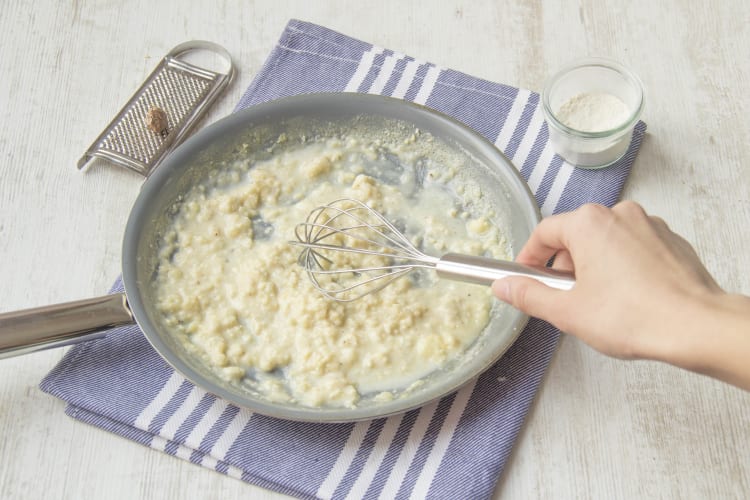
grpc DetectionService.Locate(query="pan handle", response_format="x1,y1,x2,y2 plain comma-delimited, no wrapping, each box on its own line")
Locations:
0,293,135,359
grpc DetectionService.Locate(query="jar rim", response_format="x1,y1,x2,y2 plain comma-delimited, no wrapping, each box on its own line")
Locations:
541,57,645,138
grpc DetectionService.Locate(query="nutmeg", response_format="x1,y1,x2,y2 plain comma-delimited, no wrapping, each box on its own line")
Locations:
146,107,168,135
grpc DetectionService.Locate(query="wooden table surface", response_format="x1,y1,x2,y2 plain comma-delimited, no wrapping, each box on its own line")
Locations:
1,1,748,498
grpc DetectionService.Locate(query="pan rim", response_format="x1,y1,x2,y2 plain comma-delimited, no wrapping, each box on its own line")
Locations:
122,92,540,423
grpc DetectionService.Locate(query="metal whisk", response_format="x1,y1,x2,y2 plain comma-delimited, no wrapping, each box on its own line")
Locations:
291,198,575,302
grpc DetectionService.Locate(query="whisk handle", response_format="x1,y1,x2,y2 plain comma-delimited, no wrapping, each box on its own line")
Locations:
436,253,575,291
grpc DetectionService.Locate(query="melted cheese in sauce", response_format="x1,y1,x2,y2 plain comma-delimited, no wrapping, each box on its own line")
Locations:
154,130,510,408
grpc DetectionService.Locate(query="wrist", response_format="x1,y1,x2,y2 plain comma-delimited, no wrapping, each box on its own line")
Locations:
652,291,750,390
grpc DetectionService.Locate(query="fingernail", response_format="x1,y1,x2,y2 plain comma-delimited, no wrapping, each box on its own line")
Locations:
493,280,512,303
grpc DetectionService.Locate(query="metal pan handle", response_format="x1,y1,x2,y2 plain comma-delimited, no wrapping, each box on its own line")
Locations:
0,293,134,359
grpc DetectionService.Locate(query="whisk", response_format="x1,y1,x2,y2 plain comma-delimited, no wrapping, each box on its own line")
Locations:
291,198,575,302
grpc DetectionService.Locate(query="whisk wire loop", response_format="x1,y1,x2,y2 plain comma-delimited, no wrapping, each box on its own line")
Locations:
292,198,437,301
300,202,424,258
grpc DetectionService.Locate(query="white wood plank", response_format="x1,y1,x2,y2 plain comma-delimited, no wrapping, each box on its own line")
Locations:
1,1,748,499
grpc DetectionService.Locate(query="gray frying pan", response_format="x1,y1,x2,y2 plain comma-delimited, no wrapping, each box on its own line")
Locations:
0,93,541,422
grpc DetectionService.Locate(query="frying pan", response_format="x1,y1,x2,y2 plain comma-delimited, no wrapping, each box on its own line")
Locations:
0,93,540,422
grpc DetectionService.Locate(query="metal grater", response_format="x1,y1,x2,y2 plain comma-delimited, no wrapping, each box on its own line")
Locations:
78,41,235,177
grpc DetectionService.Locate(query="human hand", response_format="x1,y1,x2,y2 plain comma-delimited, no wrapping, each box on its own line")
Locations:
492,201,750,390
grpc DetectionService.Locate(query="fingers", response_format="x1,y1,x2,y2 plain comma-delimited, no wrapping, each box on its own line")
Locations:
492,276,571,327
648,215,670,231
550,250,574,273
515,211,576,266
611,199,647,218
614,200,671,236
516,203,609,267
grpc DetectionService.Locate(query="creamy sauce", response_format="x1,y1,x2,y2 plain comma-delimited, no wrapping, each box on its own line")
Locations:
153,124,510,408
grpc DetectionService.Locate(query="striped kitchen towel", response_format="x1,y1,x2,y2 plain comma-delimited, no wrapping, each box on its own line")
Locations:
40,19,647,500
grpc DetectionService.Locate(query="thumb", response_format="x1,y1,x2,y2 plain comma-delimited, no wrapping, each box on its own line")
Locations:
492,276,569,322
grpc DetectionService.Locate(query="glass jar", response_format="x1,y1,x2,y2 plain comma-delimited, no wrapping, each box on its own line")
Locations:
541,57,644,169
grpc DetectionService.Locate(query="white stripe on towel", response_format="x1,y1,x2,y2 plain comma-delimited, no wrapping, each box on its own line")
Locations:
202,455,218,470
208,408,253,461
317,420,372,499
391,59,422,98
158,385,206,442
150,435,169,453
368,52,403,94
133,372,184,430
227,465,244,479
409,380,477,499
345,414,405,500
345,46,385,92
509,103,544,167
541,162,574,216
175,443,194,461
526,142,554,194
183,398,229,450
413,65,441,105
494,88,532,154
377,401,440,500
